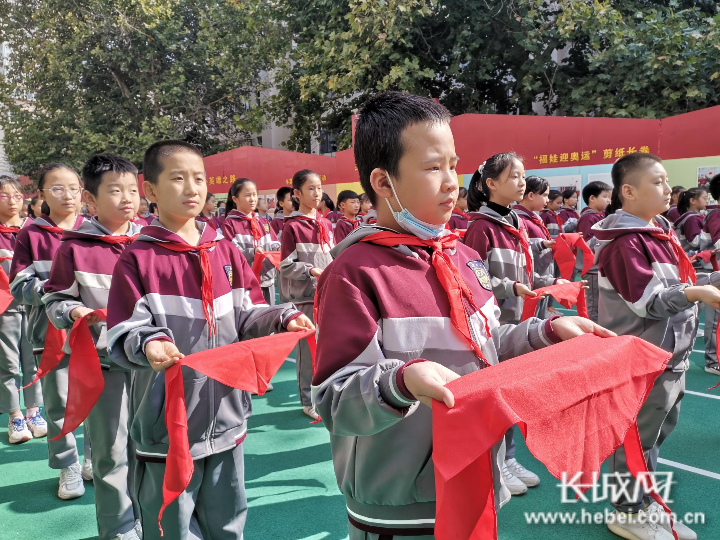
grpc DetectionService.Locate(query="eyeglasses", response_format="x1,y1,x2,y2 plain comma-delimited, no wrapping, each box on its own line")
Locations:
0,193,24,203
43,186,82,197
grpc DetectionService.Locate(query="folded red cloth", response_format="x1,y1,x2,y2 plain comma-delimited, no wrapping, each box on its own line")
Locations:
251,250,281,283
159,329,315,535
0,257,12,315
433,334,676,540
521,281,588,321
50,309,108,441
552,233,594,279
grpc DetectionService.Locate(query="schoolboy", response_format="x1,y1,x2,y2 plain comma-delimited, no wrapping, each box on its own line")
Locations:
312,92,613,539
333,189,362,243
43,154,143,540
106,140,313,539
595,153,720,540
271,186,293,240
577,180,611,322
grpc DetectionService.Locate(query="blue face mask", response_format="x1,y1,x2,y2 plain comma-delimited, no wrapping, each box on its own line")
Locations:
384,172,447,240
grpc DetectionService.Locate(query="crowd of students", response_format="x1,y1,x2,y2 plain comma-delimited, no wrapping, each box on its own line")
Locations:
0,91,717,540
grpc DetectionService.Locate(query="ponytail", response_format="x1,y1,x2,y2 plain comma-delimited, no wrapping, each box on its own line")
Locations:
467,152,522,212
677,187,704,216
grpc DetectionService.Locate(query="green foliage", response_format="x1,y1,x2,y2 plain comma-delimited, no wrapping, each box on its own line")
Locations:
0,0,285,174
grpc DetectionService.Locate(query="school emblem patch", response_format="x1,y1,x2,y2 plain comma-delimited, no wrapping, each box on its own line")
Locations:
467,259,491,290
224,264,233,286
264,223,270,233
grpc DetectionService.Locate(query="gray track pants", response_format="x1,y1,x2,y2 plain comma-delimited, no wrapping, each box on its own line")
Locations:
136,444,247,540
610,370,684,513
35,353,91,469
86,368,137,539
0,309,41,413
295,302,315,407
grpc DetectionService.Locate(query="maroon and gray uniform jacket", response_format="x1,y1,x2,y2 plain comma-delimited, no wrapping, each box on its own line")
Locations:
222,209,280,288
446,210,469,230
576,207,606,275
673,210,713,270
666,205,680,223
362,208,378,224
279,211,334,305
311,225,561,535
704,207,720,250
540,209,563,238
513,205,554,280
333,217,362,244
594,211,709,372
106,222,300,461
9,215,85,353
559,207,580,233
270,213,288,240
0,217,32,313
465,206,556,323
41,218,143,368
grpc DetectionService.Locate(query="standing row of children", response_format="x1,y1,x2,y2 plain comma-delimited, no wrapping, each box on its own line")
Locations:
0,90,716,540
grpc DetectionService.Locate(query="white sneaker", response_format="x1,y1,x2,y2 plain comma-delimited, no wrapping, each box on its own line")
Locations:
501,462,528,495
8,417,32,444
704,365,720,376
25,411,47,438
647,501,697,540
266,382,274,392
506,458,540,487
81,458,93,482
58,462,85,500
607,508,675,540
697,329,704,337
114,528,141,540
302,405,320,421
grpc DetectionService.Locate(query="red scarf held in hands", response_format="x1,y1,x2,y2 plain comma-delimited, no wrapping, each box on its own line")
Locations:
360,231,491,364
21,324,67,390
294,214,332,250
521,281,588,321
251,250,281,283
158,329,316,536
51,309,108,440
696,249,720,271
552,233,594,280
153,241,218,336
433,334,678,540
0,256,13,315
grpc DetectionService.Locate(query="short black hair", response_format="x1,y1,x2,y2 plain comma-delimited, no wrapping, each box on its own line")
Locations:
81,154,138,196
548,189,562,202
582,181,612,205
561,189,577,201
354,91,451,206
607,152,663,214
337,190,360,207
706,176,720,201
524,175,549,197
142,140,204,184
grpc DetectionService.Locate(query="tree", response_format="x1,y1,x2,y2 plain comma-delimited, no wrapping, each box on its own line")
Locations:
267,0,720,150
0,0,287,174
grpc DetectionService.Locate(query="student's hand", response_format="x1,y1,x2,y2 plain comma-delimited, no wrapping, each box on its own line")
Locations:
71,306,102,326
145,340,184,372
555,278,571,285
403,361,460,408
685,285,720,309
309,267,323,278
550,316,616,341
542,239,556,248
516,283,542,299
287,314,315,332
255,247,264,254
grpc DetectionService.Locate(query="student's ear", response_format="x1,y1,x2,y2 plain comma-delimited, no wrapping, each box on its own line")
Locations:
370,168,395,202
83,190,98,209
485,176,498,194
143,181,159,203
621,183,635,202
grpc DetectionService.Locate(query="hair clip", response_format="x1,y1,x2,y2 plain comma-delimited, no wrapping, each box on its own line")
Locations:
477,161,486,174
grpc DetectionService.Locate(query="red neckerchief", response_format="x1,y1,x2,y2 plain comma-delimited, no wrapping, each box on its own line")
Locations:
36,223,64,234
234,212,263,246
647,231,696,285
0,224,20,234
158,330,316,535
338,217,360,230
360,231,490,364
196,215,217,230
452,208,469,220
152,240,219,335
96,234,138,244
518,207,551,240
477,214,534,284
294,214,332,250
